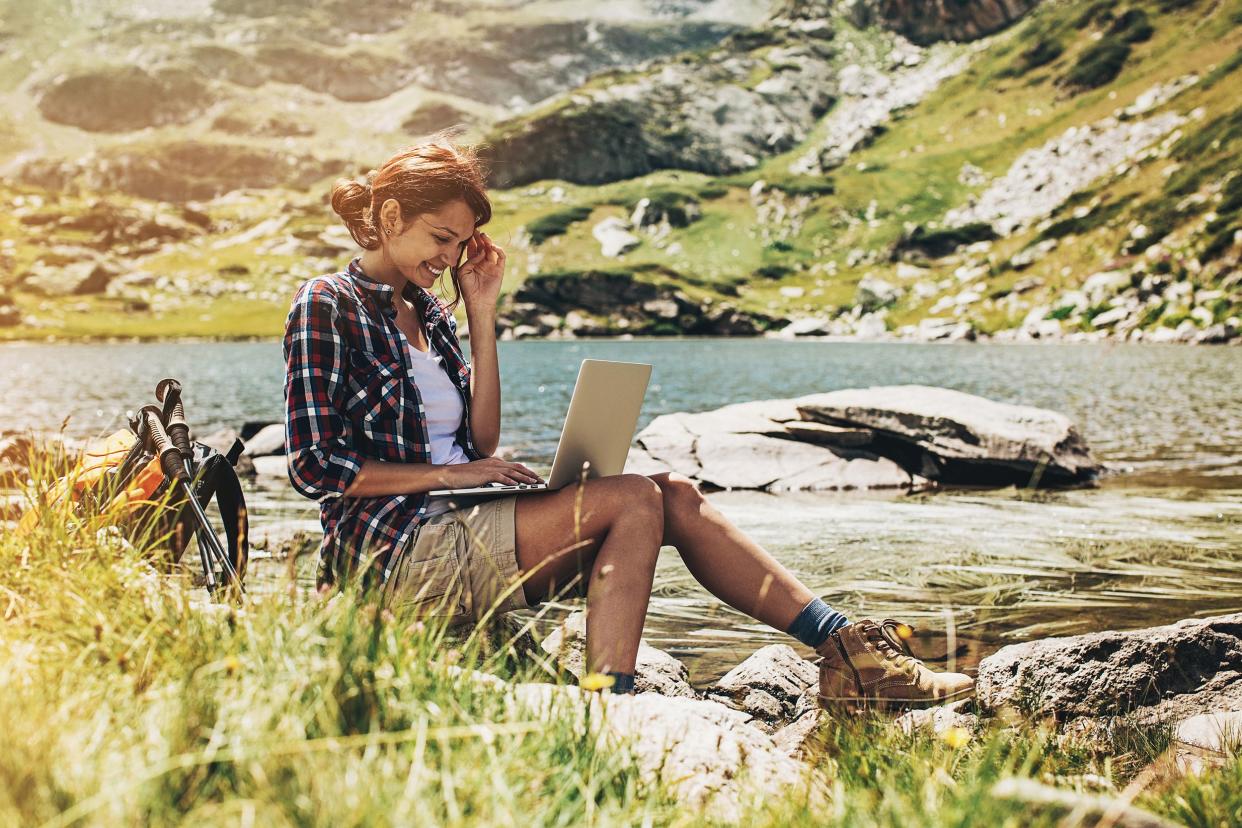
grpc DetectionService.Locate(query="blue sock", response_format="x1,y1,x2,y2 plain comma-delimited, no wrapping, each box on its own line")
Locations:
786,598,850,649
608,672,636,695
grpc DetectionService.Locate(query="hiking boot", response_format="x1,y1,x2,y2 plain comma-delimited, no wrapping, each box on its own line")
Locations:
815,618,974,712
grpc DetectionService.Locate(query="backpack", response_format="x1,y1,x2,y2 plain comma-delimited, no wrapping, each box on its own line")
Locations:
17,426,249,597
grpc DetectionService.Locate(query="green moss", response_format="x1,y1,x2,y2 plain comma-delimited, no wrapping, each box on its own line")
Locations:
1064,39,1132,90
525,205,593,245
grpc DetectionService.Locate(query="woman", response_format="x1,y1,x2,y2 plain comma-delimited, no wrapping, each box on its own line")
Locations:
283,138,972,709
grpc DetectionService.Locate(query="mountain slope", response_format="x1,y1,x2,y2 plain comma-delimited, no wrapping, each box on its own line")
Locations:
0,0,1238,344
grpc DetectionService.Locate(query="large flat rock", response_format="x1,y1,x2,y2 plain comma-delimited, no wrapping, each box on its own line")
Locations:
634,399,916,491
977,613,1242,723
796,385,1101,486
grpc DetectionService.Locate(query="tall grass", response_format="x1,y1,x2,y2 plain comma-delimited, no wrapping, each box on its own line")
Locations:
3,456,1241,826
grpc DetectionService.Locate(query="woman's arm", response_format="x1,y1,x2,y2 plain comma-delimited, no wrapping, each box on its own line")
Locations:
342,455,540,498
458,232,506,457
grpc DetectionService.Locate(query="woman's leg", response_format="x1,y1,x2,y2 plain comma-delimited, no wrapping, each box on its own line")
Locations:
513,473,664,677
648,472,815,631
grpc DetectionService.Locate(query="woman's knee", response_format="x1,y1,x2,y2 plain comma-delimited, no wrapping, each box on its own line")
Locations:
614,473,664,524
654,472,705,514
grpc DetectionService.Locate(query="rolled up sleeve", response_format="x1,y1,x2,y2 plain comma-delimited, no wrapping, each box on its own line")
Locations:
283,280,366,500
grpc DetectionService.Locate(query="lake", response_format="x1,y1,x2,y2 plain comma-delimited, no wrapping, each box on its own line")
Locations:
3,339,1240,682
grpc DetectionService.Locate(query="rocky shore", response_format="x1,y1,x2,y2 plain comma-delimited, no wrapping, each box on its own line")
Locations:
470,610,1242,820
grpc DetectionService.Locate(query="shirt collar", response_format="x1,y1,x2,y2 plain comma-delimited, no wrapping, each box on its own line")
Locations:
347,257,444,325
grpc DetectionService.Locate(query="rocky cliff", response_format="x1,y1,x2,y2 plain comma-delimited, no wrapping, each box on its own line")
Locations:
843,0,1042,44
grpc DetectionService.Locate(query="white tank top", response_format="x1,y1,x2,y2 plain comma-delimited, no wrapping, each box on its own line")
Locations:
407,341,469,517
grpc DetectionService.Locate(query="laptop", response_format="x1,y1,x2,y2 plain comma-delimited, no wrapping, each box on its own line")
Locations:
426,359,652,498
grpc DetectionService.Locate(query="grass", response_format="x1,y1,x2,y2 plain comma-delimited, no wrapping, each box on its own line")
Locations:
5,451,1242,825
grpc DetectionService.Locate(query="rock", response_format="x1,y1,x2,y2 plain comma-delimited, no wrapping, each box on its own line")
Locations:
771,707,830,759
19,142,343,203
855,276,902,311
796,385,1101,486
893,698,978,738
592,217,641,257
19,257,123,296
251,455,290,479
242,423,286,457
782,421,875,448
485,26,836,189
635,399,920,491
847,0,1041,45
1172,711,1242,773
248,523,321,561
976,613,1242,723
509,685,811,821
708,644,818,728
790,49,969,175
0,295,20,327
1195,322,1237,344
990,778,1181,828
945,112,1186,235
540,611,695,698
37,65,214,133
777,317,832,337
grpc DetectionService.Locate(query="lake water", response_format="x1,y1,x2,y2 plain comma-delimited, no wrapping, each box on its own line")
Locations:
3,340,1240,682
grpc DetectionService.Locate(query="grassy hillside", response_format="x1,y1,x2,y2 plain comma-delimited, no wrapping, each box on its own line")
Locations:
0,0,1238,341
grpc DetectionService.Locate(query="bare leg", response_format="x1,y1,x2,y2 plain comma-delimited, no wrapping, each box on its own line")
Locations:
514,474,664,675
648,472,815,632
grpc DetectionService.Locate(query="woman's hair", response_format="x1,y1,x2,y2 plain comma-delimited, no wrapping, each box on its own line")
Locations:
330,136,492,307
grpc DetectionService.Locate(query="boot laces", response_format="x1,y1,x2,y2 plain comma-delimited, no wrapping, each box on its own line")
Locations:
869,619,922,674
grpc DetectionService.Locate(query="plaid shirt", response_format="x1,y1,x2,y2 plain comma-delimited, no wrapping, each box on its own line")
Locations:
283,257,482,586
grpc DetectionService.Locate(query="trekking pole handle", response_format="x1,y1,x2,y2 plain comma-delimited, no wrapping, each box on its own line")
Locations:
155,378,193,462
139,405,189,484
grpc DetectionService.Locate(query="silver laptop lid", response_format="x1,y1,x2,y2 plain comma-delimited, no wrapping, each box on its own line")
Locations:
546,359,652,489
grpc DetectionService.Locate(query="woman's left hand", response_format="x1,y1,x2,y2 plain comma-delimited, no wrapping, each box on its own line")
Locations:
457,231,505,315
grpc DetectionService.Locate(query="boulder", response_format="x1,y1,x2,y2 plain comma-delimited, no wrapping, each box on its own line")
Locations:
592,217,641,258
508,684,811,821
976,613,1242,723
635,404,915,491
251,455,290,480
243,423,286,457
782,421,875,448
707,644,818,729
20,257,122,296
796,385,1101,486
540,611,695,698
846,0,1041,45
37,65,214,133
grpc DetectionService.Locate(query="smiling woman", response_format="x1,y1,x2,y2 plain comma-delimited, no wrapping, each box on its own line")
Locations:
286,135,972,710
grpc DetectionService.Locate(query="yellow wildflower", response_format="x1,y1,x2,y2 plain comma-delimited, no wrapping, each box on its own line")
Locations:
579,672,616,692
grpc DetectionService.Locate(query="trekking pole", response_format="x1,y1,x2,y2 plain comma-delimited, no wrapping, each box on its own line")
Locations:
154,381,242,591
155,379,193,471
137,406,236,593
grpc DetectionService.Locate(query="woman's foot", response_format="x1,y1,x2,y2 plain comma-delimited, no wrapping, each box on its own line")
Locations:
816,618,975,712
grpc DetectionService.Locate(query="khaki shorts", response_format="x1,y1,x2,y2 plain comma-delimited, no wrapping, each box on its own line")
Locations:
383,495,530,624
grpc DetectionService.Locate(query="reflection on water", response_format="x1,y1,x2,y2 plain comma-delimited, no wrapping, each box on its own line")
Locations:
4,340,1241,683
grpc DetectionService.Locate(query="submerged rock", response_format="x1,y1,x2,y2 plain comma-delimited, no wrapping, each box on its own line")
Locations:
976,613,1242,723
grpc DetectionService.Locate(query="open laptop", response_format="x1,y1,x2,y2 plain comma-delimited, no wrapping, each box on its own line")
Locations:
426,359,652,498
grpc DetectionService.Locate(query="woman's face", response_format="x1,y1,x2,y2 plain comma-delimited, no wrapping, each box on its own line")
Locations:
384,197,476,290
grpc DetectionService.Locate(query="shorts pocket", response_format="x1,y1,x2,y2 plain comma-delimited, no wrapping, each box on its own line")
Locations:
385,523,468,620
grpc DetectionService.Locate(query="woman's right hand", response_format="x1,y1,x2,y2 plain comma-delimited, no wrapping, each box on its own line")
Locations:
436,458,544,489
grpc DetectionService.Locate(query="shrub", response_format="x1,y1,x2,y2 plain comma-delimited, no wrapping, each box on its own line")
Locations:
639,188,700,227
525,205,593,244
891,222,997,260
755,264,792,280
1064,39,1131,89
1109,9,1154,43
697,183,729,200
1037,202,1125,241
771,178,836,197
1003,38,1064,77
